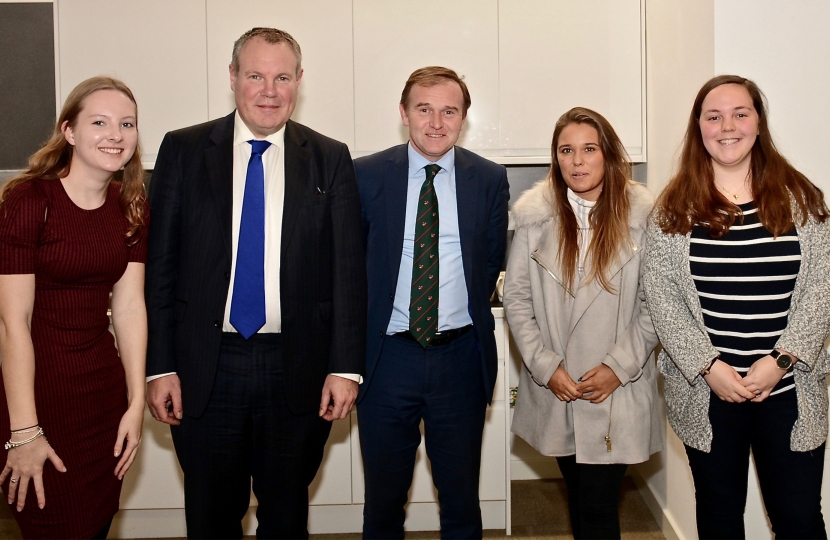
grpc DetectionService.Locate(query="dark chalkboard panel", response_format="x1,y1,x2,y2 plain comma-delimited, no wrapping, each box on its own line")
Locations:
0,3,56,170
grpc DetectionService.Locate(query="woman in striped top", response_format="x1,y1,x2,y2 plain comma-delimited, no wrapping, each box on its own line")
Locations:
644,75,830,539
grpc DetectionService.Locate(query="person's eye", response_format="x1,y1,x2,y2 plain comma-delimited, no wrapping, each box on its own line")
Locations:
250,74,261,80
93,120,105,126
585,146,596,152
708,115,720,121
444,110,455,116
559,148,571,154
278,76,290,82
420,108,429,114
122,122,135,129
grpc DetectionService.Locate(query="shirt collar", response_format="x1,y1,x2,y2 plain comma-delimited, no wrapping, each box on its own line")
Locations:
407,142,455,175
567,187,597,208
233,110,285,149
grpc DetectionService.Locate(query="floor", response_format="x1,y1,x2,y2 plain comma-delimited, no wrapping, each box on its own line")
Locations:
0,478,665,539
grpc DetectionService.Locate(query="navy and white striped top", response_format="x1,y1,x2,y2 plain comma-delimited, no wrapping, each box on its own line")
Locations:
689,202,801,395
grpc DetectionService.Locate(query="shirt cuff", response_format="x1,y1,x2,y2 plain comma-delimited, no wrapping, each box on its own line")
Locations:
146,372,176,383
331,373,363,384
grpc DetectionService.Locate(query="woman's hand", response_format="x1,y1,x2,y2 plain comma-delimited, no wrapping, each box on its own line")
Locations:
113,404,143,480
742,355,789,403
576,364,621,404
0,436,66,511
548,366,581,402
704,360,756,402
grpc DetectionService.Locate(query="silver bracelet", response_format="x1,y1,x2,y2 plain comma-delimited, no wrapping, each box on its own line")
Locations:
5,428,45,450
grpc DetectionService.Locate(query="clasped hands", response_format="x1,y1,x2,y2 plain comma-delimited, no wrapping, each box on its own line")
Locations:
547,364,621,404
703,354,791,403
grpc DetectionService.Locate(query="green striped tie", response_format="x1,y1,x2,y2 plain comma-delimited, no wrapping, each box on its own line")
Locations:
410,164,441,348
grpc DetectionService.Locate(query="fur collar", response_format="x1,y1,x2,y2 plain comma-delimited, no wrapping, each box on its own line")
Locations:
510,179,654,229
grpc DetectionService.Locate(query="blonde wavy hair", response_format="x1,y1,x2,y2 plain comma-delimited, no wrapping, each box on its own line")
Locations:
0,76,146,244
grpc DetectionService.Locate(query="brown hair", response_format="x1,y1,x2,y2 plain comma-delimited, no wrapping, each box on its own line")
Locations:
549,107,634,293
655,74,827,237
231,27,302,76
400,66,472,117
0,76,146,244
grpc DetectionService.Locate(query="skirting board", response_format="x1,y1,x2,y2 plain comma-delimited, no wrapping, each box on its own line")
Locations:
630,472,683,540
109,501,507,538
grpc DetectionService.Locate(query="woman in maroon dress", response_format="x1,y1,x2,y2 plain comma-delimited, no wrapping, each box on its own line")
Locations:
0,76,148,539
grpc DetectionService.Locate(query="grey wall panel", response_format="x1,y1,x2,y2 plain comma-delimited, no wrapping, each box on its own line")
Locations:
0,3,55,170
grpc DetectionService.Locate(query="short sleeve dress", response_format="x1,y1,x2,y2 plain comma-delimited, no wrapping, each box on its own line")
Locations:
0,178,147,539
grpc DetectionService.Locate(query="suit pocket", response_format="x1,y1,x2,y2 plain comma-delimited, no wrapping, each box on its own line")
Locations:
318,300,333,321
303,193,328,207
174,299,187,322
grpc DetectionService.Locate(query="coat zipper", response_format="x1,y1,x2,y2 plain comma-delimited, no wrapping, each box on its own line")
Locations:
606,271,624,453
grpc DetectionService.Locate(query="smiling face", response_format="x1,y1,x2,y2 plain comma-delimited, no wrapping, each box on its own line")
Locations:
230,37,302,138
400,82,466,161
698,83,759,175
556,122,605,201
62,89,138,181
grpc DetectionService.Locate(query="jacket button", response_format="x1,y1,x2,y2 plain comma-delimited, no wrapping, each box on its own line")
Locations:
389,294,394,301
214,320,221,328
224,271,231,280
379,331,384,337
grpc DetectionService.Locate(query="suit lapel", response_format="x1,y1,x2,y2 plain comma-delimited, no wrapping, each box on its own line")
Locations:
204,113,235,259
282,121,310,260
386,146,410,286
454,148,478,286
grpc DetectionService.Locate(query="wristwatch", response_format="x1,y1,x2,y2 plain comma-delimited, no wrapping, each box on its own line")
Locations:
770,350,794,371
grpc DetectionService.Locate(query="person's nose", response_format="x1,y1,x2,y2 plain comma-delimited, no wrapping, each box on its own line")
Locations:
429,112,444,130
261,80,277,98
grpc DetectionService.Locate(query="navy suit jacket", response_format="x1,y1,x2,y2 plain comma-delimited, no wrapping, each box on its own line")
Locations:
355,144,509,402
145,113,367,417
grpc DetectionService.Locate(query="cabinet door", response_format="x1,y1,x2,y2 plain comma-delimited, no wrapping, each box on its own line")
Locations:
498,0,645,162
56,0,208,165
205,0,355,148
352,0,499,156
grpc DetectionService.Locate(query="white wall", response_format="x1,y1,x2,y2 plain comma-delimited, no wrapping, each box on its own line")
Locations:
715,0,830,195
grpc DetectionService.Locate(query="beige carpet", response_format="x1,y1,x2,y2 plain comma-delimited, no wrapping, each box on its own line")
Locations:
0,478,665,539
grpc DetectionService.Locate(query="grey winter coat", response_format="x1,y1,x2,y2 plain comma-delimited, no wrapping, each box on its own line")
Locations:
504,180,663,464
643,207,830,453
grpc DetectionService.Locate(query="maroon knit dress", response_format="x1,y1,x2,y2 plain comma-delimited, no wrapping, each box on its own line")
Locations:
0,178,147,538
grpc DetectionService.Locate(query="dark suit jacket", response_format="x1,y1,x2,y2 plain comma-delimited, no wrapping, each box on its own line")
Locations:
355,144,509,402
145,112,367,417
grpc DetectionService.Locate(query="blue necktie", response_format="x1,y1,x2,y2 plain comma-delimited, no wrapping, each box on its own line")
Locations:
230,139,271,339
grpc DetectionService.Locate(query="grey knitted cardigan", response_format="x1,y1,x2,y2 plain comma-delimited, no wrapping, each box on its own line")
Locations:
643,209,830,452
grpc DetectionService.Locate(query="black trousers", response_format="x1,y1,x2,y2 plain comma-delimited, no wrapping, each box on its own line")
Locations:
359,330,486,539
555,454,628,540
685,390,826,540
171,333,332,539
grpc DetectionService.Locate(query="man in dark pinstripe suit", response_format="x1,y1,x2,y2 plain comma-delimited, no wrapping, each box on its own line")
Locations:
144,28,366,539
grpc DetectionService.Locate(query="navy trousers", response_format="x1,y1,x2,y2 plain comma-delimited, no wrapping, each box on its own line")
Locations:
685,390,826,540
358,329,487,539
171,333,331,539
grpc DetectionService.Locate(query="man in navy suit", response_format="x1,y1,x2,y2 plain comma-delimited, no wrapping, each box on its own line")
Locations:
355,66,509,539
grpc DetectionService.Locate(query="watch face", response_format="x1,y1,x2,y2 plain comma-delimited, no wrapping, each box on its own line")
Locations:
776,354,793,370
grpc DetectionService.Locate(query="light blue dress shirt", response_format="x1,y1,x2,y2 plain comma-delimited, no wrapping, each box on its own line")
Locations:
386,143,473,334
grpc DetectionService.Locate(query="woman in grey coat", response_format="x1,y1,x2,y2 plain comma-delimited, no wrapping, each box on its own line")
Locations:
504,108,661,540
644,75,830,539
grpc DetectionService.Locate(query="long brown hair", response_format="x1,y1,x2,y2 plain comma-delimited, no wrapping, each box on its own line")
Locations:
655,74,827,236
549,107,634,293
0,76,146,244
